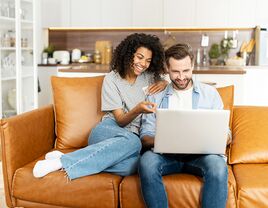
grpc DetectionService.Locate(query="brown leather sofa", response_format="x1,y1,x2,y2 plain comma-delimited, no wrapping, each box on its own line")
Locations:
1,76,268,208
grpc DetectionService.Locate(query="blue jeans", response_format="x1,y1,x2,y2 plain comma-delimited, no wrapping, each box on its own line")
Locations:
60,118,141,179
139,151,228,208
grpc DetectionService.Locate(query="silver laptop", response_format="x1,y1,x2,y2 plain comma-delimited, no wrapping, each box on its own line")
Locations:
154,109,230,154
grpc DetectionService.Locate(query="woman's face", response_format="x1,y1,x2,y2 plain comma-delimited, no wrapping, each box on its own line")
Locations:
131,47,152,76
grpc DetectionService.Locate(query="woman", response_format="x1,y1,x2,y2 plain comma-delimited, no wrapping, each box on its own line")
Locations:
33,33,167,180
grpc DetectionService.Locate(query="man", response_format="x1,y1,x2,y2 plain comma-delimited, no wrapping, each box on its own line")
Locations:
139,43,229,208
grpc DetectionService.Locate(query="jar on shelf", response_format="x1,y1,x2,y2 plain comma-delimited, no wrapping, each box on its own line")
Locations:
105,45,112,65
21,38,28,48
94,50,101,64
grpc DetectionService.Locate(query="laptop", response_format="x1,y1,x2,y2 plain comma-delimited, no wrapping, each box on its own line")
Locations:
153,109,230,154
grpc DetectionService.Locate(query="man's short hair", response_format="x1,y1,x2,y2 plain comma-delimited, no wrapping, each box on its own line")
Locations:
165,43,195,67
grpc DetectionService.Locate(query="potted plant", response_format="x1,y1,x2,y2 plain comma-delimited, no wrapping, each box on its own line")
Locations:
209,43,221,65
220,37,233,64
43,44,55,58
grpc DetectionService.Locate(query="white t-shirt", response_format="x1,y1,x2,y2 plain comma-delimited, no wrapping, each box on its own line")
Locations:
168,87,193,110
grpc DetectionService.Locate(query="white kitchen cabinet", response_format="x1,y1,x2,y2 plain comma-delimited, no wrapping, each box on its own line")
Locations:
102,0,132,27
243,69,268,106
38,66,57,107
0,0,37,118
70,0,101,27
193,74,246,105
163,0,195,27
255,0,268,28
195,0,230,28
228,0,256,28
132,0,163,27
41,0,70,28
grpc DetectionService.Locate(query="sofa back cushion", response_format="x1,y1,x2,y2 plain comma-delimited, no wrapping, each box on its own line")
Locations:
51,76,104,149
216,85,234,126
229,106,268,164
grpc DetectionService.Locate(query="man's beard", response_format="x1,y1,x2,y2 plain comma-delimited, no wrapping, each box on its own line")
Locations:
171,78,193,90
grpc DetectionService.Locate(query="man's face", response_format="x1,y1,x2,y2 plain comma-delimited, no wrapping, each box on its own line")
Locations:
167,56,193,90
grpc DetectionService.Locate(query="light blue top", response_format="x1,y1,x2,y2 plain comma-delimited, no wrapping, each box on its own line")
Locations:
140,81,224,139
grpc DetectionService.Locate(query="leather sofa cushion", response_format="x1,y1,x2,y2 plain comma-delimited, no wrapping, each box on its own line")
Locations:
12,155,122,208
120,166,236,208
233,164,268,208
230,106,268,164
216,85,234,126
51,76,105,149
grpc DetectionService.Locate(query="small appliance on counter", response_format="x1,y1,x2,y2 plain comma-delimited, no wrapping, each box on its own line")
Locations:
71,49,81,62
53,50,70,65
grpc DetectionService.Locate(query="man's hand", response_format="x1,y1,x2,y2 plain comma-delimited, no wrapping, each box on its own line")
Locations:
141,135,155,150
147,80,169,95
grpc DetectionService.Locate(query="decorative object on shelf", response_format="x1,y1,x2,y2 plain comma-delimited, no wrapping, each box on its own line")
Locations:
163,31,177,50
7,88,16,110
93,50,101,64
202,48,208,66
95,40,112,65
220,37,233,63
43,44,55,58
209,43,221,65
71,48,81,63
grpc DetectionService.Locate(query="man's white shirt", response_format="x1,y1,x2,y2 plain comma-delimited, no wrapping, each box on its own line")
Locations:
168,87,193,110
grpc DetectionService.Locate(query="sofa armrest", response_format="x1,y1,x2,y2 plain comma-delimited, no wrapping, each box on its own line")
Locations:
0,105,56,207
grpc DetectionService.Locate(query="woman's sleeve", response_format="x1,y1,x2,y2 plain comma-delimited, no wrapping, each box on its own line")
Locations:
101,75,123,111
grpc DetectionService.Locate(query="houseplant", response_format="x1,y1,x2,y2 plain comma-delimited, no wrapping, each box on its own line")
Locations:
209,43,221,65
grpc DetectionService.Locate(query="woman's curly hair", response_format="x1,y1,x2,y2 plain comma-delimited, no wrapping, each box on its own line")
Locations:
111,33,165,81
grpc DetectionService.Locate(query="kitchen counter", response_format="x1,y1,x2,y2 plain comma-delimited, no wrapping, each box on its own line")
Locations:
56,65,246,75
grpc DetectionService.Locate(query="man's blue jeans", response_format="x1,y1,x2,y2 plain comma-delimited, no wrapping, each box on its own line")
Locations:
60,118,141,179
139,151,228,208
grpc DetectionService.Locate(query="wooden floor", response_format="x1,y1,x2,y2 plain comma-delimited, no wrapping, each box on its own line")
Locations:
0,162,7,207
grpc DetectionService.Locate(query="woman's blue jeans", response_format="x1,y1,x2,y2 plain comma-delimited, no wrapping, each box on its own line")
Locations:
60,118,141,180
139,151,228,208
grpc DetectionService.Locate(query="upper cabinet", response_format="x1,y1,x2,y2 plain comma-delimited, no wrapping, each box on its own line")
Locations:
102,0,132,27
40,0,268,28
70,0,101,27
41,0,70,28
163,0,195,27
132,0,163,27
195,0,230,28
255,0,268,28
228,0,256,28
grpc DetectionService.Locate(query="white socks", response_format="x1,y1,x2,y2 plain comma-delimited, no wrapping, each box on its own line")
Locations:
45,150,64,160
33,150,64,178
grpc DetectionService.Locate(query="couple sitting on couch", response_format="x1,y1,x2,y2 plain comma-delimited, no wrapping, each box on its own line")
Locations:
33,33,229,208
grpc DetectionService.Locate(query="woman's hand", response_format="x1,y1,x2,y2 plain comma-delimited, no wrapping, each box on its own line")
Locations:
147,80,169,95
112,101,156,127
136,101,157,114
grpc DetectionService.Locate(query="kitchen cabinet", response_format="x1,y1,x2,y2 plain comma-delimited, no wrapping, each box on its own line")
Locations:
102,0,132,27
132,0,163,27
193,74,246,105
38,66,57,107
195,0,230,28
40,0,268,28
228,0,256,28
163,0,195,27
243,69,268,106
0,0,37,118
255,0,268,28
41,0,70,28
70,0,101,27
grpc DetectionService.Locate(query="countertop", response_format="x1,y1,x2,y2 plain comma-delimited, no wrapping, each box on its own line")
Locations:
38,63,254,74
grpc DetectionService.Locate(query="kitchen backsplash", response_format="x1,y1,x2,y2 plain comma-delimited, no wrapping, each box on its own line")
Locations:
48,28,255,65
